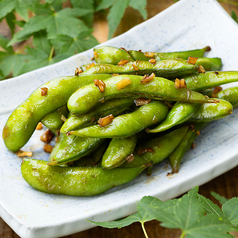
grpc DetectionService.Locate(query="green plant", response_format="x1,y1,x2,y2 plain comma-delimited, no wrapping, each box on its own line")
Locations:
88,187,238,238
0,0,147,80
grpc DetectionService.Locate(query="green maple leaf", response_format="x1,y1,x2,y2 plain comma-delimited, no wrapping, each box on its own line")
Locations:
0,35,27,78
19,47,70,74
222,197,238,226
141,187,236,237
129,0,147,19
0,0,39,21
88,195,177,237
33,30,52,55
198,194,224,217
5,12,16,36
184,214,235,238
8,7,93,45
211,191,228,205
52,30,98,55
88,197,156,228
96,0,147,39
70,0,94,28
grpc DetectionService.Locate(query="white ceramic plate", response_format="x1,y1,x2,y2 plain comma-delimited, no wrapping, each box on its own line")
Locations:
1,0,238,237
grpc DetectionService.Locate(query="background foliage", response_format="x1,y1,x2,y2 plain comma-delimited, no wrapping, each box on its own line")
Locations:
0,0,147,80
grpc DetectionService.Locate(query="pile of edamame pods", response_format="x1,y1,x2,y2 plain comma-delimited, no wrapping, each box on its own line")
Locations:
3,46,238,196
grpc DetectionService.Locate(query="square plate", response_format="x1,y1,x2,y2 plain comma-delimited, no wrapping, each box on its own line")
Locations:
1,0,238,237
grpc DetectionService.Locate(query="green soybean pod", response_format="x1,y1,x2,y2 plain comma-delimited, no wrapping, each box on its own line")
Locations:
69,101,169,138
217,87,238,108
190,99,233,122
41,106,69,132
49,133,105,166
2,74,111,152
129,46,211,61
148,102,199,133
169,123,205,173
94,46,133,64
74,140,110,167
93,46,211,63
101,135,137,169
195,57,222,71
81,59,199,79
21,158,147,196
68,75,216,115
184,71,238,92
121,125,189,168
61,98,134,133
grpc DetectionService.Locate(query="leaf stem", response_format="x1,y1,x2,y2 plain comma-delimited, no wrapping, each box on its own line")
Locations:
180,231,185,238
49,46,54,61
141,223,149,238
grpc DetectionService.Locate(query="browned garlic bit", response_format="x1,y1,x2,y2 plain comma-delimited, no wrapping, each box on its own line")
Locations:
137,147,153,156
116,78,132,90
16,150,33,157
211,86,223,98
75,67,83,76
132,63,139,71
94,51,98,59
112,73,119,76
198,65,206,73
118,59,129,66
86,63,95,70
43,144,53,153
36,122,43,130
94,79,106,92
187,56,198,65
140,73,155,84
126,154,135,163
213,86,222,94
41,87,48,96
98,114,114,127
174,78,187,89
149,58,156,64
40,129,54,144
144,52,155,57
134,97,151,106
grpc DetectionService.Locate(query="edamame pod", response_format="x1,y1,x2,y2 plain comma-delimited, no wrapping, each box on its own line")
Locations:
122,125,189,168
169,123,205,173
101,136,137,169
49,133,105,165
148,102,199,133
184,71,238,92
81,59,199,79
190,99,233,122
195,58,222,71
41,106,69,132
217,87,238,108
61,98,134,133
69,101,169,138
2,74,111,152
129,46,211,61
68,75,216,115
94,46,133,64
21,158,147,196
74,140,109,167
94,46,210,63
